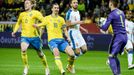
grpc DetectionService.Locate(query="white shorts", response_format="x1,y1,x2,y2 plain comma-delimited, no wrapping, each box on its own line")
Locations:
68,29,86,49
125,40,133,50
131,34,134,43
127,34,134,43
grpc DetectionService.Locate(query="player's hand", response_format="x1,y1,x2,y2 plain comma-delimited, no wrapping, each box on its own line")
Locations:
33,24,39,28
11,32,16,37
78,21,84,24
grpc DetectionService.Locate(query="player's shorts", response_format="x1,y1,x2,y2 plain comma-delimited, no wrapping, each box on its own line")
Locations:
125,40,133,50
48,38,69,53
68,29,86,49
131,34,134,43
127,34,134,42
109,33,127,56
21,37,42,51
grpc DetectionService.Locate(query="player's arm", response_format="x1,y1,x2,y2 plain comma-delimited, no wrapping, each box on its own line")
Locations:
12,13,22,37
39,27,45,37
62,24,70,42
62,18,70,42
66,20,84,26
65,12,84,26
99,14,112,31
80,26,88,33
34,11,46,27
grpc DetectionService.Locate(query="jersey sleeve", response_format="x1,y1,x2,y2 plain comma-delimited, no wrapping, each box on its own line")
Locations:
38,16,47,27
35,11,46,27
65,10,72,21
13,13,22,33
100,14,113,31
61,17,67,29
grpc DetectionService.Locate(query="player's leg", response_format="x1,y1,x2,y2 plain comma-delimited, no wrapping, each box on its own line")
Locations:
108,36,122,75
65,45,75,74
75,48,81,56
21,37,30,75
125,40,134,69
69,29,81,57
78,31,88,54
48,39,65,74
59,39,75,74
108,34,127,75
80,44,88,54
30,37,50,75
36,50,50,75
53,48,65,74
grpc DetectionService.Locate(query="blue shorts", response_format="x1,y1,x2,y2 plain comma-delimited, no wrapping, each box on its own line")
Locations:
109,33,127,56
48,38,69,53
21,37,42,51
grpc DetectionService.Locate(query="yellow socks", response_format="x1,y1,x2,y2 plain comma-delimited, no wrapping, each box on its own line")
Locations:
55,56,64,73
40,55,49,68
68,56,75,66
21,51,28,67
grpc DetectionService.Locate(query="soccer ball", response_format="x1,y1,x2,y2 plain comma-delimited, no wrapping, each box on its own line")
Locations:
99,17,107,27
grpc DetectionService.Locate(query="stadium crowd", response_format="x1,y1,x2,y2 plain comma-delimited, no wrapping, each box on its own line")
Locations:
0,0,134,32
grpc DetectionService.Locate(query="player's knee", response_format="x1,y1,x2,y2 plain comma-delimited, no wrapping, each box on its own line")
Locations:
53,48,60,56
81,48,88,54
69,52,75,57
81,45,88,54
68,51,75,57
21,48,27,51
75,49,81,55
65,46,75,56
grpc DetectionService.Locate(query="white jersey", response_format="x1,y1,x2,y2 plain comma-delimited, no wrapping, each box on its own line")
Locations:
66,9,80,30
66,9,86,49
125,19,134,49
125,19,134,41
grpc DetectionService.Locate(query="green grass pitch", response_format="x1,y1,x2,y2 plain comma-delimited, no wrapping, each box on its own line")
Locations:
0,48,133,75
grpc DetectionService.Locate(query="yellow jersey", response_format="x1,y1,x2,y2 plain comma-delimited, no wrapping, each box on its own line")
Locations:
39,15,66,42
13,10,45,37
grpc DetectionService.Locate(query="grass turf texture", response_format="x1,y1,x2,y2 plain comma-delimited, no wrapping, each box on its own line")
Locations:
0,48,133,75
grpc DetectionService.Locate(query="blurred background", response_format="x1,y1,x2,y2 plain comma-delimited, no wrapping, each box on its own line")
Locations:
0,0,134,50
0,0,133,33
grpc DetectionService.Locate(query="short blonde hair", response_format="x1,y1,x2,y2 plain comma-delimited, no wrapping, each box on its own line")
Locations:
25,0,36,8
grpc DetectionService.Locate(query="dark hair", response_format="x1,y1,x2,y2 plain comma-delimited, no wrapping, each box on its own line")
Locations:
69,0,78,4
109,0,119,7
51,2,59,9
69,0,73,4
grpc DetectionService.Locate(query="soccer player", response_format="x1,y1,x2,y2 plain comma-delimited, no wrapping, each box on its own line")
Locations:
125,10,134,69
66,0,88,59
11,0,49,75
33,3,75,75
97,0,127,75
